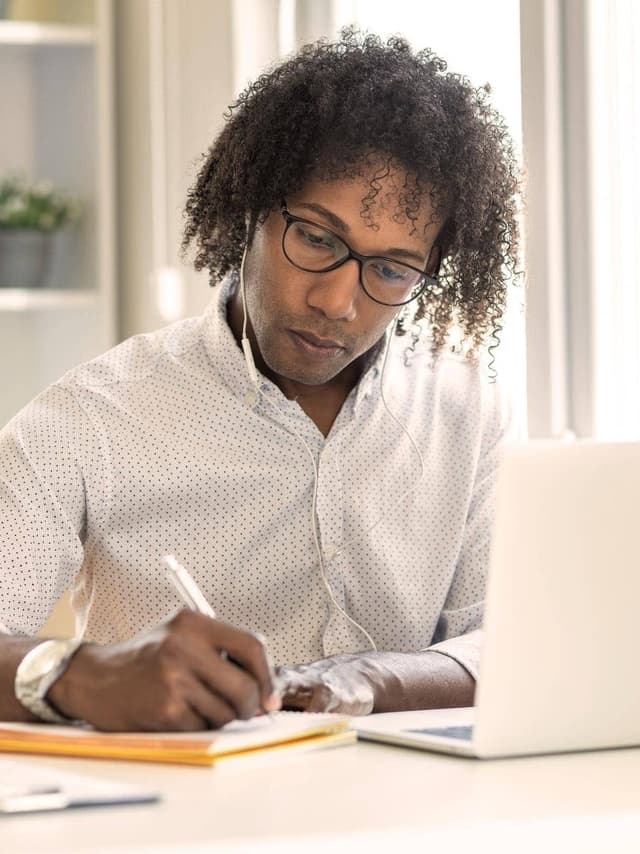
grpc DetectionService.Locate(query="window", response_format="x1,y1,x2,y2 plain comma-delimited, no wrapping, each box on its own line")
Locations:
587,0,640,439
523,0,640,440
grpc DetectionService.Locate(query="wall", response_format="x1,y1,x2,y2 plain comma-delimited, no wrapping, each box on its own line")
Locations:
115,0,234,339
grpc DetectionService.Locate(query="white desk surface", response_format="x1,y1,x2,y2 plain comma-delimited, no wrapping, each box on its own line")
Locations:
3,709,640,853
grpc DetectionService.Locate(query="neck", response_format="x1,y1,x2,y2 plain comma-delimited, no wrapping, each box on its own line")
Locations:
275,366,362,437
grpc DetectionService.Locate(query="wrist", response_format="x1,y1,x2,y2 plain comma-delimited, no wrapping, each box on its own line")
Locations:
47,642,98,721
332,652,401,713
355,654,403,713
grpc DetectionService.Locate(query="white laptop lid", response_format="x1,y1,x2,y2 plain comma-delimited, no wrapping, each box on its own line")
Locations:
473,440,640,757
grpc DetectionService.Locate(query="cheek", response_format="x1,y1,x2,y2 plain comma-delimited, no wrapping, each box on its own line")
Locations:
361,307,399,345
244,244,285,320
255,269,314,321
254,272,301,321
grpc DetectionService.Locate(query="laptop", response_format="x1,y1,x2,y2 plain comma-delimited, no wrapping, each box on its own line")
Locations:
356,440,640,758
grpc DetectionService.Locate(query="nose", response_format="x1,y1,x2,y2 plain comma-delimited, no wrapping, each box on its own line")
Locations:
305,258,360,322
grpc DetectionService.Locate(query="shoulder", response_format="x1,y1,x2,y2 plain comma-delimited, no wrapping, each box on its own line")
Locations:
434,353,511,428
56,316,203,394
401,336,510,416
1,316,206,448
390,340,514,448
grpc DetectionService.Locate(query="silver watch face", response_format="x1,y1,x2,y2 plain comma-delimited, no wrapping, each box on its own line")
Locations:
23,642,65,687
15,639,82,724
16,639,81,702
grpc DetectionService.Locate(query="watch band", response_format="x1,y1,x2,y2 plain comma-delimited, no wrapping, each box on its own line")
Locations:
14,639,83,725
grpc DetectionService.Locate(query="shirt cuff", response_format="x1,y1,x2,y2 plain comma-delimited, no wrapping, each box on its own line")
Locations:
422,629,482,681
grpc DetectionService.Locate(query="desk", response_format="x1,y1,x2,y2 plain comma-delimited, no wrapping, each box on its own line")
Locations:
3,725,640,852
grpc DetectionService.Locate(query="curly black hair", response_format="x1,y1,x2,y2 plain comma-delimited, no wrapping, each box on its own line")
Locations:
182,28,521,360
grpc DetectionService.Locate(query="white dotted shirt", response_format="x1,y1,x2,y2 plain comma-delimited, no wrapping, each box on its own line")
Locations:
0,276,510,678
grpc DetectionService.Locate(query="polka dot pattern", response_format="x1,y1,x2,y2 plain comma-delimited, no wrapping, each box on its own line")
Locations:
0,277,510,675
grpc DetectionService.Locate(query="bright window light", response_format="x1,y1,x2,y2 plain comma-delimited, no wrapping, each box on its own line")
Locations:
589,0,640,440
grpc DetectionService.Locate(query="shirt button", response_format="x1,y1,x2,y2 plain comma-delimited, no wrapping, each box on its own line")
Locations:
244,390,257,407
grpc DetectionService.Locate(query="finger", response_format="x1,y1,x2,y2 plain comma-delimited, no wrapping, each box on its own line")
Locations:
279,681,313,710
176,644,263,720
275,666,316,710
281,697,312,711
161,614,265,719
192,652,263,720
280,686,313,711
203,619,280,709
186,678,237,729
304,682,335,713
169,612,279,712
144,692,209,732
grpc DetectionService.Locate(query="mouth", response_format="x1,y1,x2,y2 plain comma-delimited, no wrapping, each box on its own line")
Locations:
288,329,346,358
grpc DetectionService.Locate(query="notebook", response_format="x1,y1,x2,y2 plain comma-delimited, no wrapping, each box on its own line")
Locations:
356,440,640,758
0,711,354,766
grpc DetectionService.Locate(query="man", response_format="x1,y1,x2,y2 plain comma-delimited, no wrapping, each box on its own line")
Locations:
0,31,519,730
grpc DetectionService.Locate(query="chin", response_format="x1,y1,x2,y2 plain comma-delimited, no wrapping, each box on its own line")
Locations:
283,368,338,386
268,358,341,388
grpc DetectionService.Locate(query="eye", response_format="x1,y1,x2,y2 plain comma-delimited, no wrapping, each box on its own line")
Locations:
369,261,410,282
294,224,336,250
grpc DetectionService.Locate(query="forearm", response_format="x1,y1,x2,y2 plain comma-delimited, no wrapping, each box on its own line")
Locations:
278,649,476,715
0,634,47,721
360,650,475,713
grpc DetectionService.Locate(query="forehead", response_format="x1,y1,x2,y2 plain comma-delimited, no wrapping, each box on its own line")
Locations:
290,165,440,240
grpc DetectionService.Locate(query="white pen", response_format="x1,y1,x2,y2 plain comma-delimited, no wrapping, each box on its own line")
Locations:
161,554,283,712
162,554,216,618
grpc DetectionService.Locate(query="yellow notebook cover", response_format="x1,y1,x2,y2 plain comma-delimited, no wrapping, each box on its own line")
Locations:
0,712,353,766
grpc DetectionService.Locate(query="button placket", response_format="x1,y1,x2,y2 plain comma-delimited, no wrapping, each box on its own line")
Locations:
315,442,343,562
315,439,353,653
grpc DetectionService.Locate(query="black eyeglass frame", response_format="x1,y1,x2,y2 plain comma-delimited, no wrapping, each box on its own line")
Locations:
279,201,441,307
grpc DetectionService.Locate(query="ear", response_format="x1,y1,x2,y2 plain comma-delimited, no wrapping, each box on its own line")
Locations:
427,243,442,277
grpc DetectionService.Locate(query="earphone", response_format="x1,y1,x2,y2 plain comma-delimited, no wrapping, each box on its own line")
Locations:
239,244,259,386
239,245,425,652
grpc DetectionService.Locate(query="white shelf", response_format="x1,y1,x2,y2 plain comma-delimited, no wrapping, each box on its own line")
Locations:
0,20,95,46
0,288,98,310
0,0,115,429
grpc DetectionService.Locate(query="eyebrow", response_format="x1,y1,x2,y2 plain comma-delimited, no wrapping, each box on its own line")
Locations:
295,202,427,266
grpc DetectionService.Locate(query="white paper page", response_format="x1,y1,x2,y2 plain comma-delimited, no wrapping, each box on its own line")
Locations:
0,757,158,806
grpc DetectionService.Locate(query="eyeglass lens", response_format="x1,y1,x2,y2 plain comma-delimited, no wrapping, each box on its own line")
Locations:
283,219,425,306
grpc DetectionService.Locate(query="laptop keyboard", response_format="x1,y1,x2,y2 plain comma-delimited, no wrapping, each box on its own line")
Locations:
407,725,473,740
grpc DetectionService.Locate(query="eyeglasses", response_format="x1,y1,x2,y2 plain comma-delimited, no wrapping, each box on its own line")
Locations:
280,202,441,307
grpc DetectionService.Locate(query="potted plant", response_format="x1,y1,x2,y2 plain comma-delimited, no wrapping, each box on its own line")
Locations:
0,174,82,288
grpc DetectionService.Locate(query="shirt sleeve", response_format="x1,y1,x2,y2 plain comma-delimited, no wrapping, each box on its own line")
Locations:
423,380,514,680
0,383,97,635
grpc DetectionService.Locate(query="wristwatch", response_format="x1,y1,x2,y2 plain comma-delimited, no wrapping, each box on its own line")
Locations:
14,639,84,724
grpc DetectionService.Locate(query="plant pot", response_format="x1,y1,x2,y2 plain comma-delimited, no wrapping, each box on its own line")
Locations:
0,229,54,288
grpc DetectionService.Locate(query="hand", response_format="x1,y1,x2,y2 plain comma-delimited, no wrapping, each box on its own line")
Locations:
275,654,376,715
47,610,281,731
